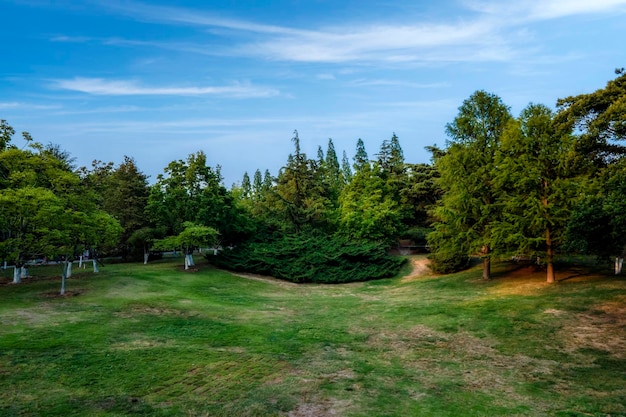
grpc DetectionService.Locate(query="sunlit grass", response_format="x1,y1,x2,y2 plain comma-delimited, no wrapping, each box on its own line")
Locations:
0,255,625,416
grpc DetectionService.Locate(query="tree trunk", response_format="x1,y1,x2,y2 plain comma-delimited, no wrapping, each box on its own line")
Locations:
92,259,99,273
61,261,68,295
13,266,20,284
546,228,555,283
20,266,28,280
482,257,491,280
482,246,491,280
3,260,6,270
67,261,72,278
616,257,624,275
144,250,149,265
79,256,83,268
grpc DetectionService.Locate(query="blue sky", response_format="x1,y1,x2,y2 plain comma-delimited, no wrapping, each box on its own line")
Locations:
2,0,626,186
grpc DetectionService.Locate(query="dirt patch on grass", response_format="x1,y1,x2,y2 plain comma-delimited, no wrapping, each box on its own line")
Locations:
41,289,84,298
365,324,557,410
111,336,177,350
288,401,342,417
228,272,300,288
557,296,626,359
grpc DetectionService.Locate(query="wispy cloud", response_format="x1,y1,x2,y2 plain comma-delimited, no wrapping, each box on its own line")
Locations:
0,101,61,110
80,1,507,64
47,0,626,66
464,0,626,20
527,0,626,19
244,21,504,63
100,1,303,36
51,77,279,98
347,79,450,88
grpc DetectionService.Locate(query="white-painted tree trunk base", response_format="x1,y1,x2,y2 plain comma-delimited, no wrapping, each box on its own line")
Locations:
144,252,149,265
616,257,624,275
20,267,28,279
61,261,68,295
78,256,83,268
67,262,72,278
13,267,20,284
184,254,195,270
92,259,99,273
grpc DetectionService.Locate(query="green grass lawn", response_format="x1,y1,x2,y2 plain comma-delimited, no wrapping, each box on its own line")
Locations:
0,256,625,416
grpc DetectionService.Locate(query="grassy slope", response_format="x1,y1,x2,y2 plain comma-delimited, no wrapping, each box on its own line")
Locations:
0,257,625,417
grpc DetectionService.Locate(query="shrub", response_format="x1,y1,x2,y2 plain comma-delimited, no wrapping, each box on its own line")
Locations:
207,233,405,283
427,249,470,274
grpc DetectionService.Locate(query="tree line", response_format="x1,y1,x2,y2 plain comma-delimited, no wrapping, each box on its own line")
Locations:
1,71,624,286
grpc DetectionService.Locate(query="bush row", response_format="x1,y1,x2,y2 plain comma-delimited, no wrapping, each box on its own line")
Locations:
207,234,405,283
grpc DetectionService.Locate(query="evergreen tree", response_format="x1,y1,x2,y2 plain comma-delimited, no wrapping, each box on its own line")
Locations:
389,133,405,175
429,91,512,278
252,169,263,200
341,150,352,184
262,169,273,192
324,138,342,201
353,138,369,172
317,146,325,166
241,172,251,199
555,71,626,166
101,156,150,260
494,103,580,283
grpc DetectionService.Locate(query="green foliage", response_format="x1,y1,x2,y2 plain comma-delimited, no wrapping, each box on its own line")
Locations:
429,91,513,278
427,222,471,273
0,129,121,270
208,233,405,283
353,138,369,172
338,165,403,243
80,156,150,259
147,151,251,245
153,222,219,253
565,157,626,258
271,131,337,234
493,104,581,274
0,119,16,152
556,72,626,165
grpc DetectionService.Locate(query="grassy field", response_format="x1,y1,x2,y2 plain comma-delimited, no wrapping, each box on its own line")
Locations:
0,256,625,416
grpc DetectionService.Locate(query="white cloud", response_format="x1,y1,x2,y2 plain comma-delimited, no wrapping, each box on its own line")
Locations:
0,102,61,110
95,1,507,64
249,21,502,63
347,79,449,88
527,0,626,19
464,0,626,20
101,1,303,36
53,0,626,66
51,77,279,98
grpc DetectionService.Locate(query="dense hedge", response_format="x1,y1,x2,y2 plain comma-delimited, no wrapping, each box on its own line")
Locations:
207,234,406,283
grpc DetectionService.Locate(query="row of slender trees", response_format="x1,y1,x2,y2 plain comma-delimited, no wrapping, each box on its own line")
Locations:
1,71,624,285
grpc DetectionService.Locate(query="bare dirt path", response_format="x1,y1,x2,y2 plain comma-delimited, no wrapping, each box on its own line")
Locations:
400,257,433,282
